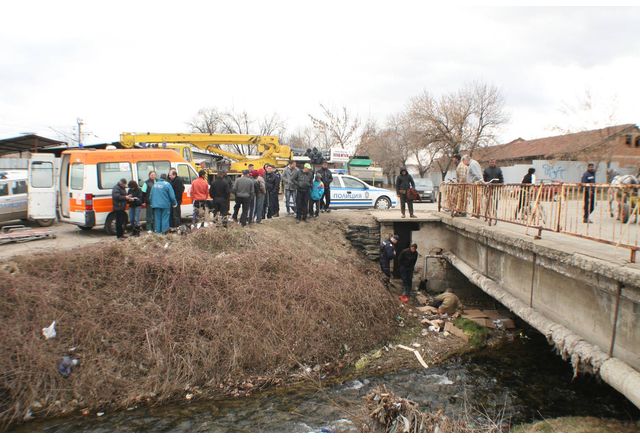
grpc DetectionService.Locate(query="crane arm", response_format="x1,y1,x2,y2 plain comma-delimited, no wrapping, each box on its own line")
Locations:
119,132,292,170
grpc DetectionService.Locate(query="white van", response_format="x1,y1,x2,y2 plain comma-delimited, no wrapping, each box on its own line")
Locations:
0,167,57,227
56,148,199,234
26,148,198,234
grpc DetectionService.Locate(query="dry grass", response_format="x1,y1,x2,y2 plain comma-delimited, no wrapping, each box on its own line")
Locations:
0,220,399,430
358,385,509,433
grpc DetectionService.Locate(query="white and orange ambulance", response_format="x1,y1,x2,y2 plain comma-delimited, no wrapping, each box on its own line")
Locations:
53,148,198,234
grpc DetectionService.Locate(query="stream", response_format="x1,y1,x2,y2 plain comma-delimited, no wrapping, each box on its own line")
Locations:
15,327,640,433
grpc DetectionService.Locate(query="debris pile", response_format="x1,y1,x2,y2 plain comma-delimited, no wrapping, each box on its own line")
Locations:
361,385,460,433
0,224,399,429
360,385,507,433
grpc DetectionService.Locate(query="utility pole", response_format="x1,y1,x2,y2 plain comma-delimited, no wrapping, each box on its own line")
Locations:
76,118,84,147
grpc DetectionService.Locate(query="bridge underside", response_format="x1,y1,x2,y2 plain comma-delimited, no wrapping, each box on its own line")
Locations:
376,213,640,408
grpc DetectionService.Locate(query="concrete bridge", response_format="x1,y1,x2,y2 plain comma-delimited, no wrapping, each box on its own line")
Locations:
371,210,640,409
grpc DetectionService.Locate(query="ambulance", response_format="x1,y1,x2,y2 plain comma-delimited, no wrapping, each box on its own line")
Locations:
51,148,197,234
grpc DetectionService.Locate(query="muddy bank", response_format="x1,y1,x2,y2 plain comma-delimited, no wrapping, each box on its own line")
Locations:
0,218,401,430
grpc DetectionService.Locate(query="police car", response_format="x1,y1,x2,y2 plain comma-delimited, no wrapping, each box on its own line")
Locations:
329,174,397,209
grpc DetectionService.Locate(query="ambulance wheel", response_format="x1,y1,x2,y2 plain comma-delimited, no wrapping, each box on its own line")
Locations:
77,226,93,231
35,219,54,227
374,196,391,210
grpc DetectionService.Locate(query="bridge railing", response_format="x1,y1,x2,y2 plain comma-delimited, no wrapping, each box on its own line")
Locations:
438,182,640,262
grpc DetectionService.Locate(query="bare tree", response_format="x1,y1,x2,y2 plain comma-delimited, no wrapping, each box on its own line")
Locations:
409,82,508,180
550,88,626,176
356,118,411,185
551,88,619,134
309,104,361,151
188,107,223,134
189,107,288,155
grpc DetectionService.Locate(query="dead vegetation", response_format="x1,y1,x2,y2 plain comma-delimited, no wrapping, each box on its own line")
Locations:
358,385,509,433
0,221,399,430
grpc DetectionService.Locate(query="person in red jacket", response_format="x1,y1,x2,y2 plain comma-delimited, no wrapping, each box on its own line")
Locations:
190,170,210,223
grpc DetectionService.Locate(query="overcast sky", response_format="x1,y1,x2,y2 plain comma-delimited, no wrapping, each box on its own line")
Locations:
1,2,639,146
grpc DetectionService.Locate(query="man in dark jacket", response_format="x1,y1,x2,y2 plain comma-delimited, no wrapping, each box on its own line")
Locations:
483,159,504,220
168,168,185,229
581,163,596,223
209,172,231,225
317,161,333,212
379,234,398,285
483,159,504,183
111,178,132,239
264,165,281,218
398,243,419,298
516,168,536,219
292,163,314,223
231,170,255,226
395,167,416,218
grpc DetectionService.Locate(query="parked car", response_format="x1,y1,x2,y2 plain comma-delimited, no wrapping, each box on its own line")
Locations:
413,178,435,203
0,171,28,224
330,174,397,209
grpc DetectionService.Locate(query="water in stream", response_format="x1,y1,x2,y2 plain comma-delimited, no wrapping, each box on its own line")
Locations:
15,327,639,433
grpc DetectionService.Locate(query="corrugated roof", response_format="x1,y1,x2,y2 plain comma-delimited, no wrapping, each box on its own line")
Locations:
0,134,67,155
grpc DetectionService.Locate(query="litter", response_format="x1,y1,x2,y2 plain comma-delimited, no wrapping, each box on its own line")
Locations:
396,344,429,369
97,412,105,417
57,356,80,378
42,321,56,340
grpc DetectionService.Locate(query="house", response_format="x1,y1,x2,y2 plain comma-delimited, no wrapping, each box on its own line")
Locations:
475,124,640,172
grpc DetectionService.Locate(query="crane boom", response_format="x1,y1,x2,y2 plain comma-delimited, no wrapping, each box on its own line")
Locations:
119,132,292,172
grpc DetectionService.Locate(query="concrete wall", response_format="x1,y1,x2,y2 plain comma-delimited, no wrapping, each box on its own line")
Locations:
377,216,640,373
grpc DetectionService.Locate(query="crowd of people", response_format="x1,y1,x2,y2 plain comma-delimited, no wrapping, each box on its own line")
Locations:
110,160,336,239
450,154,600,223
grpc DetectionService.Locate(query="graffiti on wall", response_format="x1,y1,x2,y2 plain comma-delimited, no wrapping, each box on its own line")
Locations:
542,163,566,180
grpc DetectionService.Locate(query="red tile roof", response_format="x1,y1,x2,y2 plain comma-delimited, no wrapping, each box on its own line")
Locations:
476,124,639,164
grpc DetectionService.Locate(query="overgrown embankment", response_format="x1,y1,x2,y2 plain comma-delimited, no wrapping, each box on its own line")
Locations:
0,221,399,430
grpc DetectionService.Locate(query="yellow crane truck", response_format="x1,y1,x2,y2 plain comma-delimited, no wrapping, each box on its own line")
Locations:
119,132,293,176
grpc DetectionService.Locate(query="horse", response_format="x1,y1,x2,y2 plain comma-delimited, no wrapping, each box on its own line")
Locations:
609,174,640,222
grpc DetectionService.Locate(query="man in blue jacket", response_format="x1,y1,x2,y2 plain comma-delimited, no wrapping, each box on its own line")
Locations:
150,173,177,233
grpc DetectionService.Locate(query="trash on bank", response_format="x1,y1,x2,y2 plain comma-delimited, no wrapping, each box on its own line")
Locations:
355,349,383,370
42,321,56,339
396,344,429,369
57,356,80,378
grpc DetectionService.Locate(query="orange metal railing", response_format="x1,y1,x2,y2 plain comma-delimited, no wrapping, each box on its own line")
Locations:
438,182,640,262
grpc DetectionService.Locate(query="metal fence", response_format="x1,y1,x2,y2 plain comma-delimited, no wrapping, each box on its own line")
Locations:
438,182,640,262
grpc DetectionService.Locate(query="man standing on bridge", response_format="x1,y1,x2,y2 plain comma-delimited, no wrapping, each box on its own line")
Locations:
582,163,596,223
483,159,503,184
